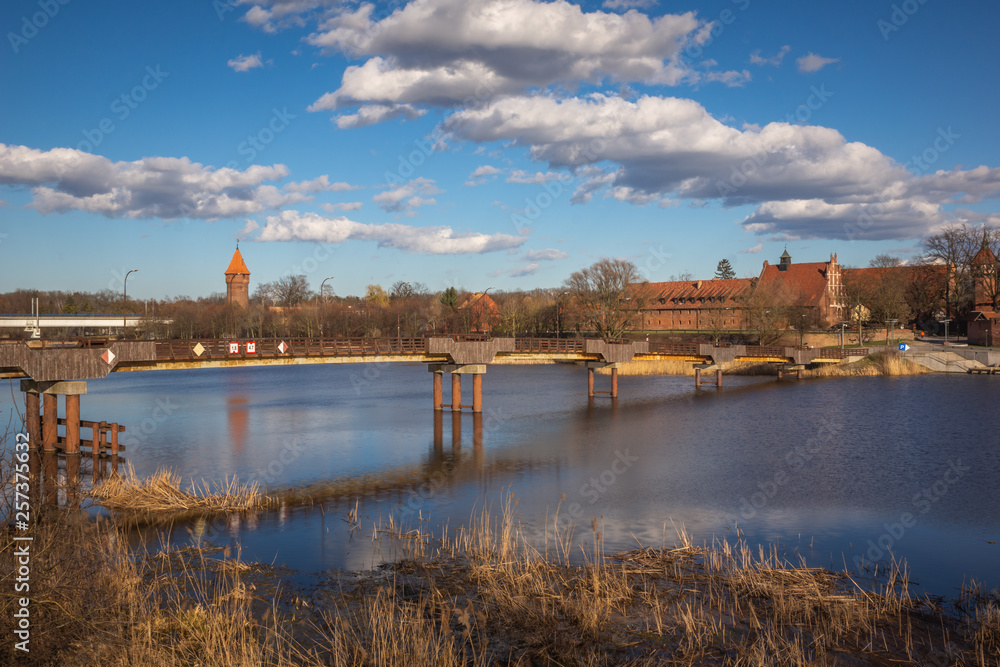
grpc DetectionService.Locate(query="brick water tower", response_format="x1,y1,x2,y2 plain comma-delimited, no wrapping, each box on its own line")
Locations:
225,244,250,308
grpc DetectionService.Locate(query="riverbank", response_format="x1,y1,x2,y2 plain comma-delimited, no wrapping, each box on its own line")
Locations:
3,482,997,666
598,351,927,378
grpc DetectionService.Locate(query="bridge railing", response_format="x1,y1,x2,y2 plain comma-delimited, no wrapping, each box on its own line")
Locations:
820,347,869,359
742,346,788,358
154,337,429,360
513,338,585,353
646,342,700,356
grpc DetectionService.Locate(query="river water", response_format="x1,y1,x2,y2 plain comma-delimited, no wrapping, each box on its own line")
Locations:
3,363,998,597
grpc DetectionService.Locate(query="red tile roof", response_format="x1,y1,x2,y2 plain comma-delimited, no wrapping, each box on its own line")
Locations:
757,262,831,307
843,264,948,291
225,247,250,275
638,278,754,310
972,244,998,266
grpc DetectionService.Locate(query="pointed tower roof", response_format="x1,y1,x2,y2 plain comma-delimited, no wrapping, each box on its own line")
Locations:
971,228,997,266
225,245,250,275
780,247,791,260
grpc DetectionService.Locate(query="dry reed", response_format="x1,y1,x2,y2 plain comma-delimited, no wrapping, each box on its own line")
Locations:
88,463,272,518
809,351,927,377
4,449,997,665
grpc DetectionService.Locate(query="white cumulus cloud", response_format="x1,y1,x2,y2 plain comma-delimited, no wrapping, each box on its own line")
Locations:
227,52,265,71
372,177,442,212
0,143,305,219
797,52,839,73
256,210,526,254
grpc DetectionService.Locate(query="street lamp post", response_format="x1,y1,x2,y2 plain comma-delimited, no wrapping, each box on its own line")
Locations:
556,290,567,339
396,281,410,340
319,276,334,338
123,269,138,337
943,318,953,346
840,321,849,351
799,313,807,348
885,319,898,348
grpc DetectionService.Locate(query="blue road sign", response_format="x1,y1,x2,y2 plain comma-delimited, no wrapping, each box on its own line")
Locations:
898,343,910,351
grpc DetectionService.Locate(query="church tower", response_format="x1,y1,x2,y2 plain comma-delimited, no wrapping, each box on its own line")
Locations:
225,244,250,308
971,228,998,312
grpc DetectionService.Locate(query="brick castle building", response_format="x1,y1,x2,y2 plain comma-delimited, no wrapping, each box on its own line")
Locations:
639,250,847,331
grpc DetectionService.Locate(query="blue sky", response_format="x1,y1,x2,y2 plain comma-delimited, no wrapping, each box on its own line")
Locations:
2,0,999,300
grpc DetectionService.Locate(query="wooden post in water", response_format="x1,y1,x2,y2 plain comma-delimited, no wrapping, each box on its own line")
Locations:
472,373,483,413
716,369,723,387
694,367,702,388
451,373,461,411
65,394,81,455
432,371,443,410
64,394,81,507
91,423,101,479
23,388,41,504
24,391,40,449
588,367,595,397
611,367,618,398
110,424,120,474
42,394,58,453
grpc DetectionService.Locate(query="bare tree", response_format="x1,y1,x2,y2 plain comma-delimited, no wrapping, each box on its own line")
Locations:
864,255,912,325
273,275,312,307
564,258,646,338
390,280,415,299
922,224,985,318
741,280,788,345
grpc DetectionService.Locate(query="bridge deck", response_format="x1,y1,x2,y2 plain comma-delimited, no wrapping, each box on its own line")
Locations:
0,337,870,380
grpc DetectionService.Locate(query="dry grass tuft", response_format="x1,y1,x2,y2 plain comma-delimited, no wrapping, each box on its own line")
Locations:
598,359,695,376
810,351,926,377
973,601,1000,662
88,463,272,518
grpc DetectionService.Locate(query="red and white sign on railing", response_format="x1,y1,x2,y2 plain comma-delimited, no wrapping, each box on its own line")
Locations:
246,342,256,354
229,342,239,355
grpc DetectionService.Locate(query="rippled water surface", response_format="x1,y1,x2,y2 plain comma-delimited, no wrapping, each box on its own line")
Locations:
4,363,998,596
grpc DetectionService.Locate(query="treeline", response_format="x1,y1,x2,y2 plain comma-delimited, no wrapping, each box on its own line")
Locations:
0,283,586,340
3,224,995,341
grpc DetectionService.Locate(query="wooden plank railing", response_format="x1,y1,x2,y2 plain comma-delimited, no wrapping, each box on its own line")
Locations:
646,342,700,356
513,338,585,353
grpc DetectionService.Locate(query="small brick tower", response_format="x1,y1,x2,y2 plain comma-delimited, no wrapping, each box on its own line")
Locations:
225,243,250,308
971,228,998,312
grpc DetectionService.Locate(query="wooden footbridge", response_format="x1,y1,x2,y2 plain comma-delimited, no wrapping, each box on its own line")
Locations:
2,336,866,470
